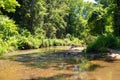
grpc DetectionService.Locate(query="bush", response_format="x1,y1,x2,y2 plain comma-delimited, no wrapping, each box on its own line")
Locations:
39,38,74,47
71,38,84,45
40,39,50,47
17,36,42,50
17,30,42,49
0,37,19,55
0,16,20,54
0,40,7,55
86,34,120,53
7,37,18,51
17,36,31,50
0,15,18,40
53,39,63,46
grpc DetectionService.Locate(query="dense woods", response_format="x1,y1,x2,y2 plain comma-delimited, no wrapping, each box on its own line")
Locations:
0,0,120,54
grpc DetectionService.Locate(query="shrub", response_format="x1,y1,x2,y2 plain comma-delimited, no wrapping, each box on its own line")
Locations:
0,41,7,55
71,38,84,45
0,36,19,55
0,16,19,54
7,36,18,51
17,36,31,50
66,34,72,40
17,30,42,49
0,15,18,40
17,36,42,50
48,39,54,46
53,39,62,46
41,39,50,47
30,37,42,49
39,38,71,47
86,34,120,53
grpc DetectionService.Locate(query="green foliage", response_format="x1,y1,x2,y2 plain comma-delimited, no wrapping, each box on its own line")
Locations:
113,0,120,36
17,33,42,50
17,36,42,50
0,0,19,54
65,34,72,39
0,0,20,13
0,39,7,55
88,5,106,35
86,34,120,53
43,0,69,38
40,39,50,47
0,15,18,54
53,39,65,46
14,0,69,38
34,28,46,39
79,57,90,71
40,39,71,47
88,0,115,36
0,0,120,55
67,0,94,38
0,15,18,40
7,37,18,51
71,38,84,45
0,36,18,55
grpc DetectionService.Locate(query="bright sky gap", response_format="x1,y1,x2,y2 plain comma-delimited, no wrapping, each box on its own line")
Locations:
84,0,96,3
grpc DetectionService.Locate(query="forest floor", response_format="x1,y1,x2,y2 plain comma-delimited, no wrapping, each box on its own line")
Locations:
0,46,120,80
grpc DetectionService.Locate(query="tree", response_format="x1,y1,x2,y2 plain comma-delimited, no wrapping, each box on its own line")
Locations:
88,4,106,35
14,0,69,38
88,0,115,35
0,0,20,54
13,0,32,33
43,0,69,38
113,0,120,36
0,0,20,40
0,0,20,13
67,0,94,38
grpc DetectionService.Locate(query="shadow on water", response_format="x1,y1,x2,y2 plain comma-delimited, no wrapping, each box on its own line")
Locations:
29,74,73,80
0,47,120,80
87,64,105,71
2,47,105,71
9,52,81,70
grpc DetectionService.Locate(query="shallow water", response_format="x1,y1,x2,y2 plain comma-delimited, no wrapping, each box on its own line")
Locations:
0,46,120,80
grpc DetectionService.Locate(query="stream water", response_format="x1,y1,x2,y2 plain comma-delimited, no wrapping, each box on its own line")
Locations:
0,46,120,80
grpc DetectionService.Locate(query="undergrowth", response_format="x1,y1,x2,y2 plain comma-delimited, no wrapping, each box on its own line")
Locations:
86,34,120,53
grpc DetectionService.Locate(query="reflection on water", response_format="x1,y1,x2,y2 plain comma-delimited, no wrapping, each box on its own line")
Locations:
0,46,120,80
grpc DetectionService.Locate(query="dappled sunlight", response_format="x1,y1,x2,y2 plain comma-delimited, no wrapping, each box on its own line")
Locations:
0,47,120,80
0,0,120,79
0,60,74,80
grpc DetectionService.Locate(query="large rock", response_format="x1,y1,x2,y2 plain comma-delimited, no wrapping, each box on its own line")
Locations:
106,53,120,60
70,47,85,51
70,44,85,51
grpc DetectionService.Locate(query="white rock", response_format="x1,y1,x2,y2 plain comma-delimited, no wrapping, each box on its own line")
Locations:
107,53,120,60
